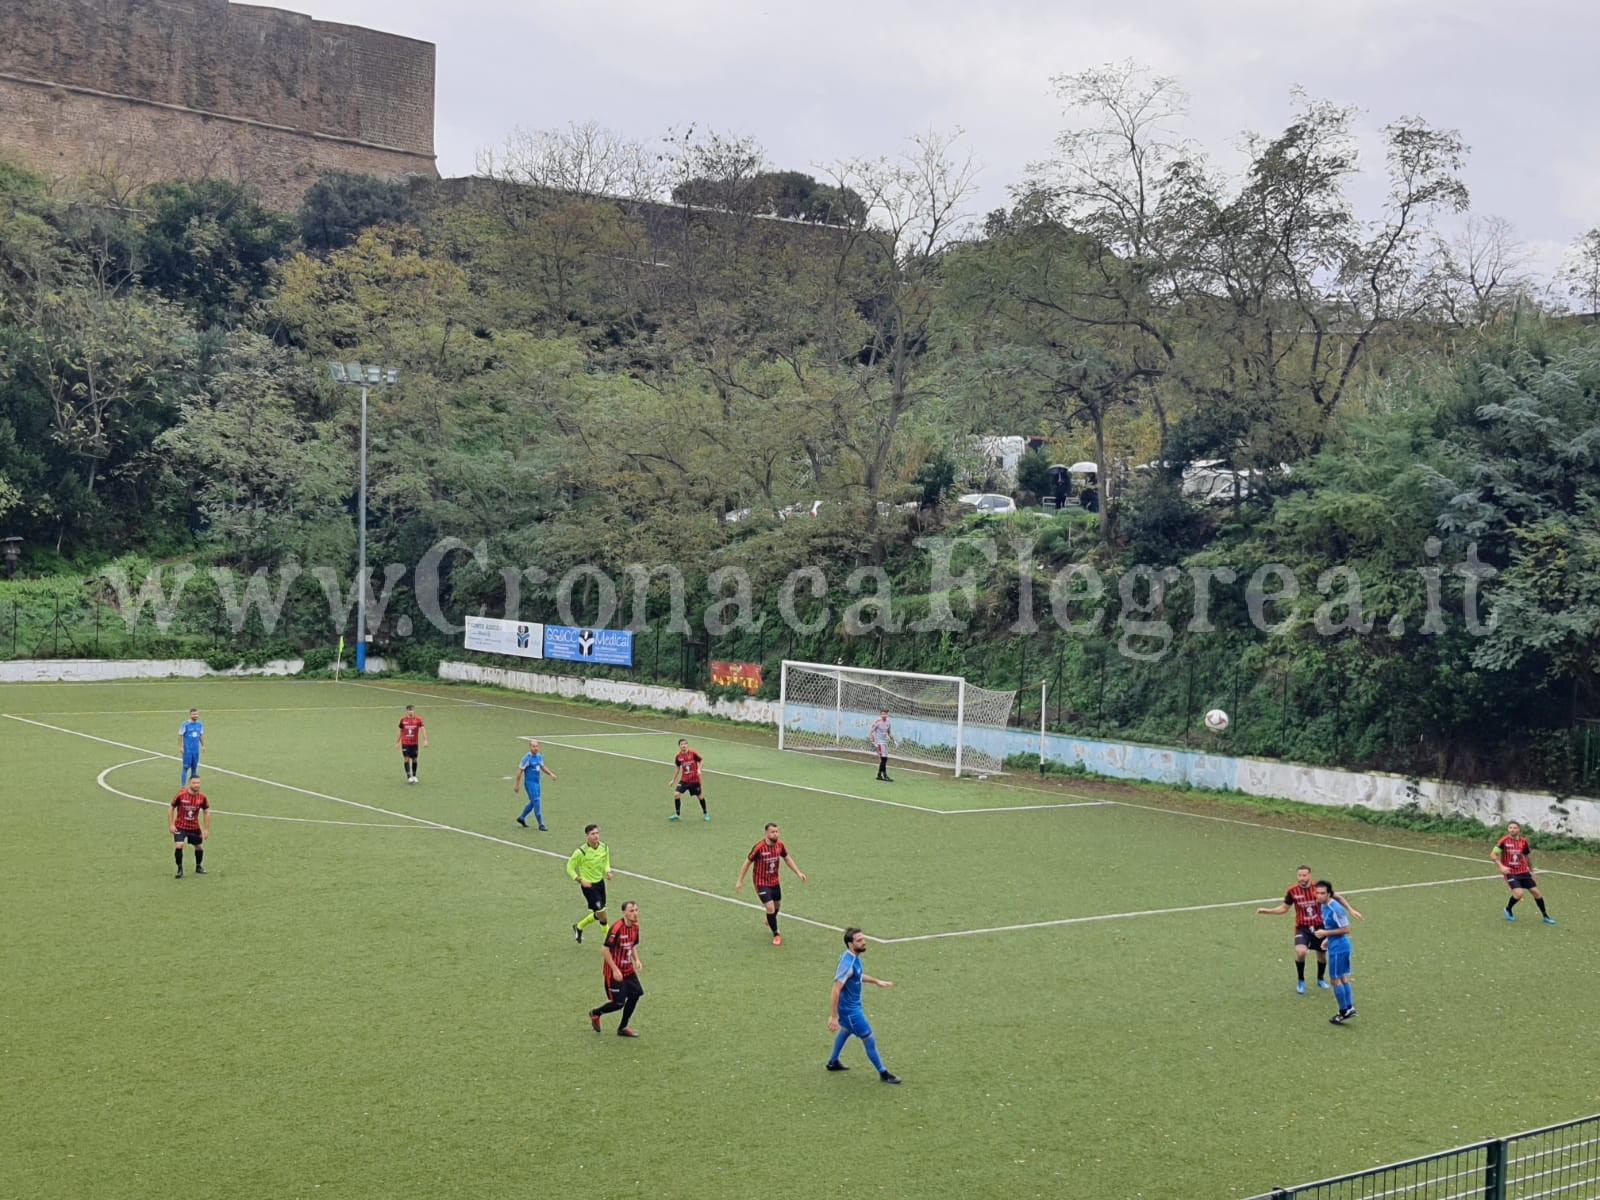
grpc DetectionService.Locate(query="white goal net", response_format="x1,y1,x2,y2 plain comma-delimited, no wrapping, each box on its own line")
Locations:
777,660,1017,776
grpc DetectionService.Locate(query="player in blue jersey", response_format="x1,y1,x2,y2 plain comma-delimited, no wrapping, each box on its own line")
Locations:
178,708,205,783
1313,881,1357,1025
512,739,559,830
826,927,901,1083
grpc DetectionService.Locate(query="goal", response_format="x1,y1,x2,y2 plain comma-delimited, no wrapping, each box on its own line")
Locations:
776,660,1017,776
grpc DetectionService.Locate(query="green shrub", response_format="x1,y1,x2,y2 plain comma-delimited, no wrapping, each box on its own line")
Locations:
301,646,335,673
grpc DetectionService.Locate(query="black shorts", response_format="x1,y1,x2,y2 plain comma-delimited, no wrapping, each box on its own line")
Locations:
1505,873,1537,891
401,744,419,759
675,781,702,796
756,884,782,905
1293,927,1325,953
605,973,643,1003
580,881,607,911
172,829,202,846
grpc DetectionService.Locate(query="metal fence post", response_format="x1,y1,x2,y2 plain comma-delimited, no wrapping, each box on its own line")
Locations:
1096,650,1107,731
1483,1138,1506,1200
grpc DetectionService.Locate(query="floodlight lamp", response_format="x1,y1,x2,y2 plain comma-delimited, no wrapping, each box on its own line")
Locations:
343,362,363,383
384,367,400,385
328,363,348,383
364,365,382,384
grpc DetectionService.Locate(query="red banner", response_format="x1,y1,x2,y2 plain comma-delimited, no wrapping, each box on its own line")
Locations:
710,660,763,692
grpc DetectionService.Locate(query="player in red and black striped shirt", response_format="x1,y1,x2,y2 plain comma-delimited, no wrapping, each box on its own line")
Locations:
1257,865,1362,994
588,901,644,1037
735,823,807,945
394,705,428,783
1493,822,1555,923
669,739,708,821
169,777,211,879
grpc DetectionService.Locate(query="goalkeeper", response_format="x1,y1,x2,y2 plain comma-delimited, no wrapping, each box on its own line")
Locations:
870,710,895,783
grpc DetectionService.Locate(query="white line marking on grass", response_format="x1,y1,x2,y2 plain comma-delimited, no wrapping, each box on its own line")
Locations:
353,679,945,773
510,732,659,739
9,712,853,939
96,758,434,829
940,802,1112,814
1543,869,1600,883
878,874,1504,944
536,737,943,812
16,704,400,716
538,736,1103,817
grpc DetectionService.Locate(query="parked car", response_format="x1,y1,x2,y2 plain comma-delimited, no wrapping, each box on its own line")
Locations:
956,492,1018,515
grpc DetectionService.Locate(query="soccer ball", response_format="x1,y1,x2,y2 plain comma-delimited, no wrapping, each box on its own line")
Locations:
1204,708,1230,732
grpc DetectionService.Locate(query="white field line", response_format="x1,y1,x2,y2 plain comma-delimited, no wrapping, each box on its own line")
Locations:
14,704,399,716
533,735,1081,817
1543,868,1600,883
351,679,946,773
8,712,850,938
97,757,434,829
877,874,1506,944
509,732,660,739
940,802,1111,814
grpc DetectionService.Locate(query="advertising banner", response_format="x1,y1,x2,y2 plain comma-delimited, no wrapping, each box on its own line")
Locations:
463,616,544,659
543,624,634,666
710,660,764,692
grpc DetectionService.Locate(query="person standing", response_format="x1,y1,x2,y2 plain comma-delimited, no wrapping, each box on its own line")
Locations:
395,704,428,784
587,900,644,1037
1493,821,1555,924
735,822,807,946
826,927,901,1083
568,824,614,944
513,738,558,830
169,776,211,879
178,708,205,784
869,711,894,782
1313,882,1356,1025
1256,865,1363,994
669,738,708,821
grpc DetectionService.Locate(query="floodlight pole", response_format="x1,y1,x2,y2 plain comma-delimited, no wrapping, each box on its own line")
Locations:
329,363,395,675
357,382,369,674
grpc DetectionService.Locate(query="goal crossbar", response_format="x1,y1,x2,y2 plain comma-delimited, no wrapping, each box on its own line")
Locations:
776,660,1015,777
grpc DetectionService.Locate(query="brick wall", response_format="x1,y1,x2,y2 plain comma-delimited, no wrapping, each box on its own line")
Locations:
0,0,436,206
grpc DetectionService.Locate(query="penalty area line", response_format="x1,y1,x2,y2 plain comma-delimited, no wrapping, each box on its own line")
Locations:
351,679,946,775
877,873,1503,945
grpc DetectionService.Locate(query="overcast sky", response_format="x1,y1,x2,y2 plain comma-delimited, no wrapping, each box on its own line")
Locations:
309,0,1596,285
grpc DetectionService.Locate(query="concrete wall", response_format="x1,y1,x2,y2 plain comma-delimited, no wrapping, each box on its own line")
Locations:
0,0,436,206
440,660,1600,838
0,658,385,682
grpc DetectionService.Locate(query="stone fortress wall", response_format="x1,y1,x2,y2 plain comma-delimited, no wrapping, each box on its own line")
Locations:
0,0,436,207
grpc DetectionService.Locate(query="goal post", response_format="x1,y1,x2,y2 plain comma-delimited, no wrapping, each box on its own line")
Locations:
776,660,1016,776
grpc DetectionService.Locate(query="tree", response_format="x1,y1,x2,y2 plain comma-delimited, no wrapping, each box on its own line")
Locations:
670,169,866,226
816,131,981,547
1423,215,1533,327
156,332,349,561
135,178,296,324
1169,98,1469,466
298,171,420,253
1562,228,1600,314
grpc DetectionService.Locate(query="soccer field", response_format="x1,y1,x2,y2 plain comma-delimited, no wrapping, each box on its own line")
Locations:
4,677,1597,1200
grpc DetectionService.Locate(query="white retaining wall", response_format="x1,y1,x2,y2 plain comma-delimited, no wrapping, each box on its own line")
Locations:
0,658,386,682
441,660,1600,838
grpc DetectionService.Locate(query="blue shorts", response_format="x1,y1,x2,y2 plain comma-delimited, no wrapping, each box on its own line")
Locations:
1325,941,1352,978
523,784,540,799
182,754,200,769
837,1008,873,1039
